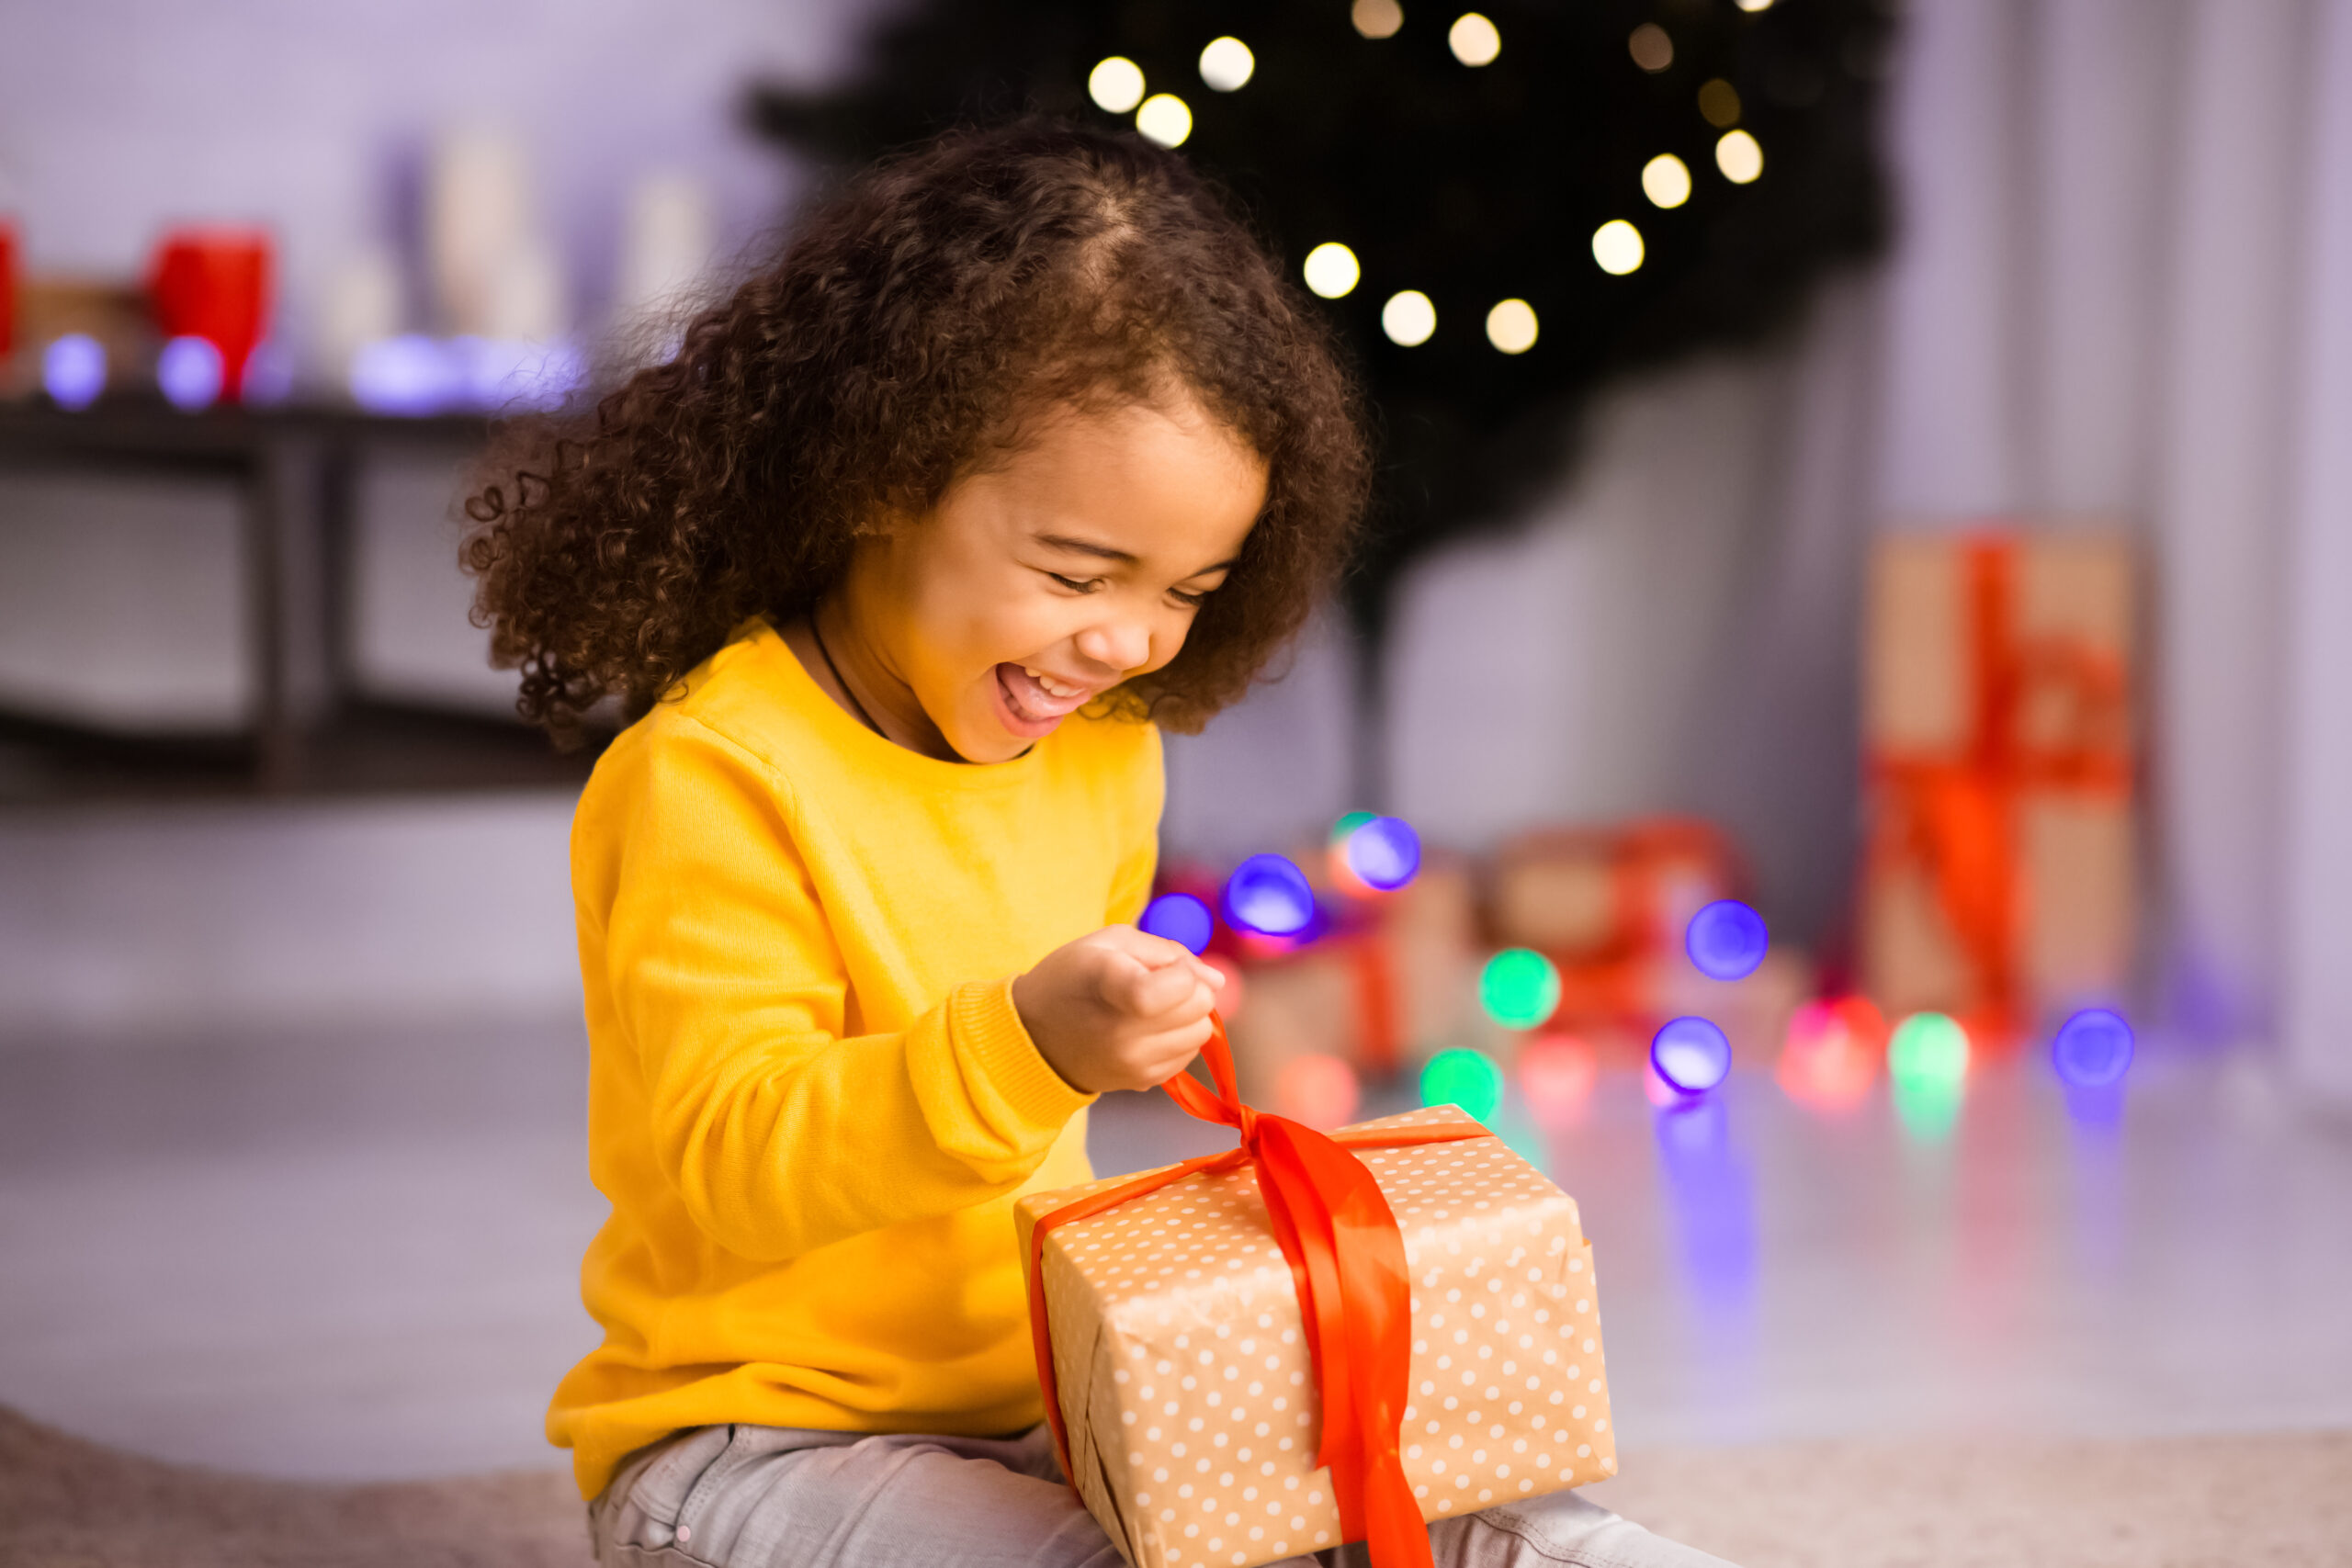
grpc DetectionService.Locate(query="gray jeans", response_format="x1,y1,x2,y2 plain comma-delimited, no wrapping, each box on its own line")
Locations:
586,1425,1735,1568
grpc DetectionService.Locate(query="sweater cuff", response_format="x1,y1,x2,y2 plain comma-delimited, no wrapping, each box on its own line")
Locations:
955,976,1096,1131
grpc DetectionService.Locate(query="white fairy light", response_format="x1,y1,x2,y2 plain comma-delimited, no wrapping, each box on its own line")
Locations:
1136,94,1193,148
1382,290,1437,346
1591,220,1645,276
1199,37,1254,92
1716,130,1764,184
1486,299,1538,355
1089,57,1147,114
1449,13,1500,66
1302,243,1362,299
1642,153,1691,209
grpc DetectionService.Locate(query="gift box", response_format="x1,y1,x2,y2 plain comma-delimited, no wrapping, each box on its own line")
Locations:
1860,532,2134,1041
1224,856,1479,1105
1017,1045,1615,1568
1481,819,1803,1062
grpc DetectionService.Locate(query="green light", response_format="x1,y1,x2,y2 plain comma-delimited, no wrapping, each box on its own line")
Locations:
1479,948,1562,1030
1330,809,1378,843
1888,1011,1969,1141
1420,1047,1505,1122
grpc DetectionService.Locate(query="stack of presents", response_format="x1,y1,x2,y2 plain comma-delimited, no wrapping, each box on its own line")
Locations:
1017,528,2134,1568
1167,527,2138,1111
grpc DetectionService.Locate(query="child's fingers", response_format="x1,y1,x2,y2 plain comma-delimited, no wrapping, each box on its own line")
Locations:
1105,959,1218,1022
1100,924,1210,974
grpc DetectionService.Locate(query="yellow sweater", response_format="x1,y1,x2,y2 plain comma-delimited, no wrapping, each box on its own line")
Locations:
548,619,1160,1498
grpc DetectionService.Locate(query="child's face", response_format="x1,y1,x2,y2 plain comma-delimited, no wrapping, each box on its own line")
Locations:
845,393,1269,763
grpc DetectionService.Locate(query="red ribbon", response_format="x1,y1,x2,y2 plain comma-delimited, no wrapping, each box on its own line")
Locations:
1026,1017,1494,1568
1865,537,2131,1041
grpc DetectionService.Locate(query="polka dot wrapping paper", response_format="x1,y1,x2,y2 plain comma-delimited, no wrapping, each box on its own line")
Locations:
1015,1105,1614,1568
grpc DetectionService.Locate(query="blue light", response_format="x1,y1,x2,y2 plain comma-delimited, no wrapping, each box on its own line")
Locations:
1222,853,1316,936
350,335,459,416
157,335,224,411
1686,899,1769,980
1344,816,1422,891
1139,892,1214,955
42,333,107,410
1651,1016,1733,1094
2052,1007,2134,1089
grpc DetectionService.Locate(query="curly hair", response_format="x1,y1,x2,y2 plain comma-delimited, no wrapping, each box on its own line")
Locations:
462,119,1370,743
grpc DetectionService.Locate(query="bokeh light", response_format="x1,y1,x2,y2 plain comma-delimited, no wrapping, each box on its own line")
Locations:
1627,23,1673,73
1302,242,1362,299
1888,1010,1970,1141
1685,899,1769,980
1651,1016,1733,1094
1199,37,1255,92
1479,948,1561,1030
41,333,107,410
1136,94,1193,148
1642,153,1692,209
1351,0,1404,39
1736,0,1777,11
1274,1053,1360,1129
1088,56,1147,114
1698,78,1743,128
1138,892,1213,955
1448,13,1500,66
1420,1046,1504,1121
1329,809,1378,842
1344,816,1421,891
1485,298,1538,354
1592,220,1645,276
1518,1032,1598,1128
1382,289,1437,346
1717,130,1765,184
2051,1007,2134,1088
157,335,224,411
1221,853,1316,936
1776,996,1883,1112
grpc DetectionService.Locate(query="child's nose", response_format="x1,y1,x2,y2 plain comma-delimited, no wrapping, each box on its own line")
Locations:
1077,616,1152,675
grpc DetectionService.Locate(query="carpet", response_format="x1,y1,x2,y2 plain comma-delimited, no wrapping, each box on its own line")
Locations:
2,1407,2346,1567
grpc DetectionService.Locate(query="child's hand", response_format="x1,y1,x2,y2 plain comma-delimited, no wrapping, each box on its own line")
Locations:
1012,925,1227,1094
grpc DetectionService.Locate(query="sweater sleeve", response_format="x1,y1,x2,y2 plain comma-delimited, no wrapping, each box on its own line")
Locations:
602,717,1093,1263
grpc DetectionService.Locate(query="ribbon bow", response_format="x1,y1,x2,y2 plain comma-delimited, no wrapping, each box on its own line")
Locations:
1026,1017,1494,1568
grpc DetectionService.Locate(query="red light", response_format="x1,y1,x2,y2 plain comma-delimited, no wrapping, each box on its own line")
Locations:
1776,996,1882,1111
1273,1053,1360,1130
1518,1033,1597,1128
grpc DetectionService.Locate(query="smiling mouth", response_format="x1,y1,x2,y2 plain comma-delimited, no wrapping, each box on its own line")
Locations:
995,663,1098,729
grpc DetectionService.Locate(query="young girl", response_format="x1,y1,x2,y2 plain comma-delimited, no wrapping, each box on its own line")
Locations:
468,122,1728,1568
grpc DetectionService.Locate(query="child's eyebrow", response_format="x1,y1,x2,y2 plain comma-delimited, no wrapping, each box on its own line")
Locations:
1035,532,1242,577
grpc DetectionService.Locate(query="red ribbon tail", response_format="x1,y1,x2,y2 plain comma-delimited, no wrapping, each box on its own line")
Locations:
1363,1446,1436,1568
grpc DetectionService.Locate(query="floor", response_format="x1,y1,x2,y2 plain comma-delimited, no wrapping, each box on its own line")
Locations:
1,1021,2347,1483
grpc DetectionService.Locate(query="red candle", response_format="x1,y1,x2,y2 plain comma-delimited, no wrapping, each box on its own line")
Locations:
148,228,273,402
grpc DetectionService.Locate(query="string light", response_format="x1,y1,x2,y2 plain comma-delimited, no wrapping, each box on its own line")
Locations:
2051,1007,2134,1089
1717,130,1764,184
1685,899,1769,980
1698,79,1743,129
1221,853,1316,936
1351,0,1404,39
1518,1033,1598,1128
1302,242,1362,299
1642,153,1692,209
1736,0,1777,11
1382,289,1437,345
1088,56,1146,114
1342,816,1422,890
157,335,224,411
1448,12,1500,66
1776,998,1882,1112
1627,24,1673,73
1485,299,1538,354
1651,1017,1733,1094
1136,93,1193,147
1479,948,1560,1030
1421,1046,1504,1120
1199,37,1254,92
1275,1053,1362,1129
41,333,107,410
1888,1011,1969,1141
1591,220,1645,275
1139,892,1213,955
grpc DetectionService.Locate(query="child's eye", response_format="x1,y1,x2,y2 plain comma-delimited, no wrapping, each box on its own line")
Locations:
1169,587,1211,608
1047,572,1103,594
